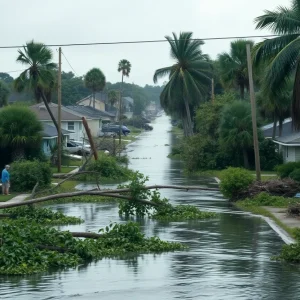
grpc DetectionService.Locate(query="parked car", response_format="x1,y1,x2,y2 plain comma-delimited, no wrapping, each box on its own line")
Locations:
72,141,91,149
98,130,116,137
65,141,90,155
102,124,131,136
144,123,153,131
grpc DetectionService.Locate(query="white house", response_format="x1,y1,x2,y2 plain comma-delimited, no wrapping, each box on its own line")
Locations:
262,118,300,163
30,103,88,141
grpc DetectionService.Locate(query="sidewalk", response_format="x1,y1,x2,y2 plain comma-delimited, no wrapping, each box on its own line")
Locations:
0,194,29,207
263,207,300,229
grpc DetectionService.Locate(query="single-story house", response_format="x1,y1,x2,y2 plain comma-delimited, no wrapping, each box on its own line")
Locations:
30,103,88,141
261,118,300,163
66,105,116,136
42,124,71,156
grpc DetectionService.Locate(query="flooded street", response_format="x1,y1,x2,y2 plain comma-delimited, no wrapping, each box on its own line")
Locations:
1,114,300,299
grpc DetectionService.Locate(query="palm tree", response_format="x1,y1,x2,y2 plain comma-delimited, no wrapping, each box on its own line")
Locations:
118,59,131,120
153,32,212,137
218,39,254,100
84,68,106,109
219,101,255,169
0,106,42,160
0,81,9,107
253,0,300,129
14,40,59,131
108,90,120,109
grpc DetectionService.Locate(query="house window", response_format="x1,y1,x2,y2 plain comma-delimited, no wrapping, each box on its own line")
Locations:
79,122,82,131
68,122,75,131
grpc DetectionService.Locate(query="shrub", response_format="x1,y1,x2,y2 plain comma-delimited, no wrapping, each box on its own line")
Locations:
289,168,300,181
10,160,52,192
275,162,300,178
86,154,132,180
287,203,300,217
220,167,254,200
259,139,283,171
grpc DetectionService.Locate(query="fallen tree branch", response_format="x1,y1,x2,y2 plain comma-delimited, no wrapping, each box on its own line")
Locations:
30,182,39,200
70,232,103,239
0,185,219,209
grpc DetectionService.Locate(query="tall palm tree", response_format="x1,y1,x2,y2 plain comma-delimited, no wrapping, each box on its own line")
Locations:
0,81,9,107
218,39,254,100
118,59,131,120
219,101,255,169
14,40,59,131
84,68,106,109
253,0,300,129
153,32,212,137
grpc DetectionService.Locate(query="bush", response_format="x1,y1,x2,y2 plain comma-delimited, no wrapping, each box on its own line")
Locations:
10,160,52,192
86,154,133,180
275,162,300,178
287,203,300,217
259,139,283,171
220,167,254,200
289,168,300,181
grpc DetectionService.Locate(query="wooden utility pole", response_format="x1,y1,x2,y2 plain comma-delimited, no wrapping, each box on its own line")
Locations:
246,44,261,181
211,78,215,103
57,47,62,173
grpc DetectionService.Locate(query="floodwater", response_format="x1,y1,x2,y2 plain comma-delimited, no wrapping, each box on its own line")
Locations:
1,114,300,299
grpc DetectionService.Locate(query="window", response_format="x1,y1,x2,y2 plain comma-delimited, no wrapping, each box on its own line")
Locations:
79,122,82,131
68,122,75,131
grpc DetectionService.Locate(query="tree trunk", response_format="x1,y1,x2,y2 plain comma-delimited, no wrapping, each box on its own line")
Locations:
279,118,283,137
41,92,60,134
272,114,277,139
183,97,193,136
182,116,189,137
119,74,124,147
242,148,250,169
240,84,245,100
93,92,95,109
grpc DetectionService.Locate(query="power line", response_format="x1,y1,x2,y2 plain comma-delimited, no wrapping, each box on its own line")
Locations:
0,34,280,49
61,50,79,76
1,69,26,74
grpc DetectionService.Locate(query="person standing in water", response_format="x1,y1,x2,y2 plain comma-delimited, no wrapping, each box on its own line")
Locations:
2,165,10,195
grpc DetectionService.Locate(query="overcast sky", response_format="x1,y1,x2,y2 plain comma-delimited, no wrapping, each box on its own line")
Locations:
0,0,291,86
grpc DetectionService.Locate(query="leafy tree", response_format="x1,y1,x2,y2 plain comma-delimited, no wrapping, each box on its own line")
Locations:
0,81,9,107
0,106,43,160
133,94,147,116
14,40,59,132
0,73,14,85
218,39,254,99
253,0,300,129
84,68,106,109
153,32,212,136
219,101,257,169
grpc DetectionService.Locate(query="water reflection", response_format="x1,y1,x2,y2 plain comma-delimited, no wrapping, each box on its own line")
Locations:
1,114,300,299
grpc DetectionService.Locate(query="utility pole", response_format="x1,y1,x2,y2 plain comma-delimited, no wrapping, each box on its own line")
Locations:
246,44,261,181
57,47,62,173
211,78,215,103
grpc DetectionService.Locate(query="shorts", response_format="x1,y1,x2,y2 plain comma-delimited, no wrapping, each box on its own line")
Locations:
2,182,9,189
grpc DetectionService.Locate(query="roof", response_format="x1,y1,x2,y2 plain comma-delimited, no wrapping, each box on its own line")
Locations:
77,92,108,104
66,105,115,119
122,97,134,105
42,124,71,138
30,103,83,121
262,118,294,138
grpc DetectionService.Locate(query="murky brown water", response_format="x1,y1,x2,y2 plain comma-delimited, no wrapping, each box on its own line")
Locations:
1,114,300,299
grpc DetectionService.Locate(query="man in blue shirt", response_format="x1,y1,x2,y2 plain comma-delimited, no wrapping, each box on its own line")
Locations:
2,165,10,195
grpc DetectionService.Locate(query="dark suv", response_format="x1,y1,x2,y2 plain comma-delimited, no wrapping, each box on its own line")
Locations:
101,124,131,136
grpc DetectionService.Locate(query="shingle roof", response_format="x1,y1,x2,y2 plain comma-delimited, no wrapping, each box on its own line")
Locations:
30,103,82,121
122,97,134,105
42,124,71,138
262,119,295,138
66,105,115,119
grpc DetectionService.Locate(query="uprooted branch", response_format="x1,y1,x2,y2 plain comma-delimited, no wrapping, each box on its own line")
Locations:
0,185,219,209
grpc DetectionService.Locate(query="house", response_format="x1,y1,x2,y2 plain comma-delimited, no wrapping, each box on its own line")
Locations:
30,103,87,141
76,92,107,111
66,105,116,136
42,124,71,156
261,118,300,163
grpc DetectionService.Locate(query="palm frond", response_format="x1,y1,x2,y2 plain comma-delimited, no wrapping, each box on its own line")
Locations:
153,66,174,83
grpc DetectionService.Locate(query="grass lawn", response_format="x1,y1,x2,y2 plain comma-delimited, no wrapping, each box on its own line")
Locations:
0,193,18,202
